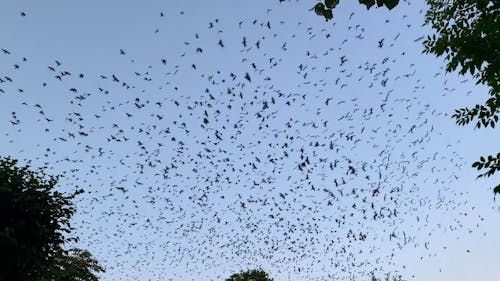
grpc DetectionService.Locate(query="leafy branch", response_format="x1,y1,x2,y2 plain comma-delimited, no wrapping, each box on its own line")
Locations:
472,153,500,179
314,0,399,21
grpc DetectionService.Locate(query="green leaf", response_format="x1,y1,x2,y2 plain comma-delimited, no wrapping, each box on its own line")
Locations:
494,184,500,195
314,2,325,16
325,0,339,9
384,0,399,10
323,9,333,21
359,0,375,9
477,0,488,9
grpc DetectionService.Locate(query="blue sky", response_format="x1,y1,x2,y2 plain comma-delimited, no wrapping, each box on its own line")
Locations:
1,0,499,280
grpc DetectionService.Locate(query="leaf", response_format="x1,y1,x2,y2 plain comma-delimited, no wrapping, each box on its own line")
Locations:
477,0,488,9
494,184,500,195
384,0,399,10
325,0,339,9
323,9,333,21
359,0,375,9
314,2,325,16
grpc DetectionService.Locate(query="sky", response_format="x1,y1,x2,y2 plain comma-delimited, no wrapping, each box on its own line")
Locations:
1,0,499,280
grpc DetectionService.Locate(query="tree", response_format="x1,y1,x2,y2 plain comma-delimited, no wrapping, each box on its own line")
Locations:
38,248,105,281
225,269,273,281
312,0,500,193
0,157,103,281
422,0,500,193
314,0,400,21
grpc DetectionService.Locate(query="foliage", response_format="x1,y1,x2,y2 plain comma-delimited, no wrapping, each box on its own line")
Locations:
225,269,273,281
0,157,103,281
472,153,500,179
314,0,400,21
473,153,500,197
423,0,500,129
494,184,500,198
422,0,500,189
38,248,105,281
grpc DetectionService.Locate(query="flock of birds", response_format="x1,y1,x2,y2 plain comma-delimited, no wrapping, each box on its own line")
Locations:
0,2,489,280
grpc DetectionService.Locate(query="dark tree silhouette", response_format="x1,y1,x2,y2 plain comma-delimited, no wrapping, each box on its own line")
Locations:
37,248,105,281
225,269,273,281
0,157,104,281
314,0,399,21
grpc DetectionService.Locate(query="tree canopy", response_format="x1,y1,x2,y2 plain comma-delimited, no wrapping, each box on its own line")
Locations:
424,0,499,129
38,248,105,281
314,0,400,21
423,0,499,192
0,157,103,281
226,269,274,281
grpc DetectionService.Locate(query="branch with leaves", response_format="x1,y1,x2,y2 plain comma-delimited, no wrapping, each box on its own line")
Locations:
314,0,399,21
0,157,104,281
452,94,500,129
472,153,500,196
423,0,500,192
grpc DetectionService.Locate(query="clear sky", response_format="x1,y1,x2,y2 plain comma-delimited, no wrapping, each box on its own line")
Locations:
1,0,499,280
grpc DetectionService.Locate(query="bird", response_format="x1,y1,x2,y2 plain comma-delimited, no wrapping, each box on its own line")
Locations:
0,7,476,281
